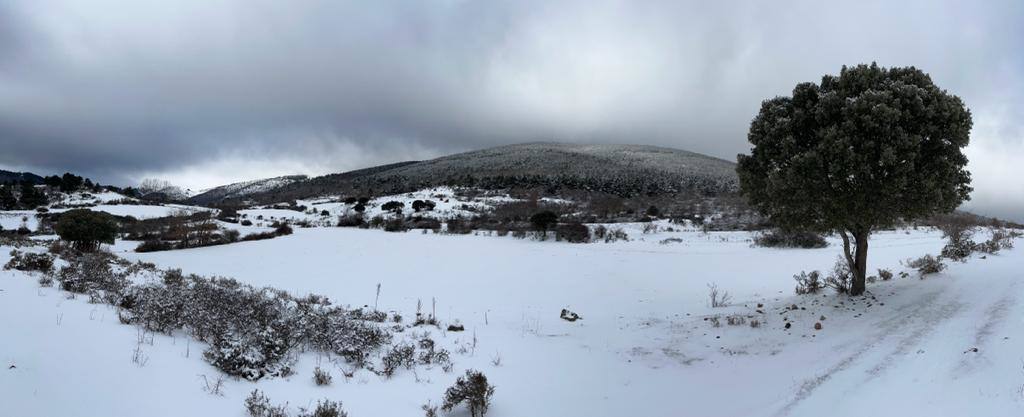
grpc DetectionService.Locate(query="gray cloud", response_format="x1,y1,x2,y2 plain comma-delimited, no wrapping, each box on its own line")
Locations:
0,0,1022,220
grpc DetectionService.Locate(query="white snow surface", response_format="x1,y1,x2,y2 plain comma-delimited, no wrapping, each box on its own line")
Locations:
3,227,1024,417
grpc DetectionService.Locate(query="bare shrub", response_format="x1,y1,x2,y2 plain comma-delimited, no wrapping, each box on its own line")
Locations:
877,268,893,281
726,315,746,326
313,366,333,386
442,369,496,417
707,283,732,308
793,270,823,295
245,390,288,417
298,400,347,417
823,257,852,294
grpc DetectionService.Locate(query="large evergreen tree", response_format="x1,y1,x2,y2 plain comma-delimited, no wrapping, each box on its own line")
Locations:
55,209,119,252
737,63,972,295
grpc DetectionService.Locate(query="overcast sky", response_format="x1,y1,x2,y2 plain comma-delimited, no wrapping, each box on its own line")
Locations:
0,0,1021,220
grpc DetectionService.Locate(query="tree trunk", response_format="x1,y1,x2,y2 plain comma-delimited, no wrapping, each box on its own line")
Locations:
840,230,870,296
850,232,869,295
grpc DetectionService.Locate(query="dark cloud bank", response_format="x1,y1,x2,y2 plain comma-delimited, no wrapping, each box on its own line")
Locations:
0,0,1021,220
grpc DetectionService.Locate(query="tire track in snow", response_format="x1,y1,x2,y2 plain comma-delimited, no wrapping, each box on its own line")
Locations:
951,286,1018,377
773,287,961,417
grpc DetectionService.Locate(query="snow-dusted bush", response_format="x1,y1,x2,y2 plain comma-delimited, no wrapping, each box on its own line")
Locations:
3,250,54,273
380,343,416,377
603,228,629,243
753,229,828,249
56,253,128,302
442,369,496,417
244,390,288,417
906,255,946,276
793,270,823,295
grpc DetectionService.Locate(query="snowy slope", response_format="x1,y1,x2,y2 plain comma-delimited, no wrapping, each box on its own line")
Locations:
4,228,1022,416
188,175,308,206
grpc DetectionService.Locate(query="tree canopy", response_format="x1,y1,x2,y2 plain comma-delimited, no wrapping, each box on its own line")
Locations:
736,63,972,295
55,209,119,252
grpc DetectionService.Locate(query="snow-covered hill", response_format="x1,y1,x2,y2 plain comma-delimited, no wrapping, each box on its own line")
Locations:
230,143,739,204
187,175,308,205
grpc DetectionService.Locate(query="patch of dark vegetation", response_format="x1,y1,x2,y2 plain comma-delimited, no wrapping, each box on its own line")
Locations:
3,250,54,273
753,229,827,249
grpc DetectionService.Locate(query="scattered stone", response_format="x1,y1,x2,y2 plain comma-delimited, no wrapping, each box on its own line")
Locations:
784,322,792,329
963,347,979,354
7,364,14,370
757,303,764,308
560,308,582,322
814,322,822,330
819,315,826,321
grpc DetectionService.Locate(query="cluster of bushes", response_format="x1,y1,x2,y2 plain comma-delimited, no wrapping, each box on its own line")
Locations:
245,390,347,417
119,270,391,379
135,221,291,253
3,250,54,273
753,229,828,249
15,249,393,381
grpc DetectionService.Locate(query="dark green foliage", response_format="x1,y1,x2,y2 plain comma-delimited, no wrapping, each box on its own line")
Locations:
381,201,404,213
18,182,48,209
0,186,16,210
442,369,496,417
529,211,558,232
555,222,590,243
56,209,119,251
753,229,828,249
412,199,436,212
59,172,85,192
737,63,972,295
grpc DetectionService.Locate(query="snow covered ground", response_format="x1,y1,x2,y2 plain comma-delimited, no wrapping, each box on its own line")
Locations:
3,226,1023,417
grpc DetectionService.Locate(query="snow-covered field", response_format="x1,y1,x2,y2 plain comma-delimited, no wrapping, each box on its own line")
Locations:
3,225,1022,417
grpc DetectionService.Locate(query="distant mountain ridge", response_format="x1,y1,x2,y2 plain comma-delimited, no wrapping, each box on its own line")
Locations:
0,169,44,185
208,143,738,205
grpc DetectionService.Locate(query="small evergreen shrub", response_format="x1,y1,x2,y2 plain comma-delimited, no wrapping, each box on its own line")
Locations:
442,369,496,417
